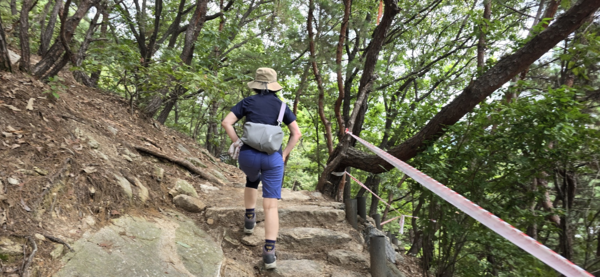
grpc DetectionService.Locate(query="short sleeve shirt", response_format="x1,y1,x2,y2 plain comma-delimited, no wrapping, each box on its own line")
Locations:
230,93,297,153
230,93,296,126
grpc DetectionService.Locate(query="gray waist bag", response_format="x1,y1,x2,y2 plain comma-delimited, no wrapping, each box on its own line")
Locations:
240,103,286,155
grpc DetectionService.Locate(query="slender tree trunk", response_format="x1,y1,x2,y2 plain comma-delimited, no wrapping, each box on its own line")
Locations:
307,0,334,155
366,175,381,217
180,0,209,65
334,0,352,139
11,0,18,16
19,0,34,72
0,18,11,72
73,11,100,86
206,100,219,156
33,0,96,78
293,63,311,115
39,0,62,56
476,0,491,73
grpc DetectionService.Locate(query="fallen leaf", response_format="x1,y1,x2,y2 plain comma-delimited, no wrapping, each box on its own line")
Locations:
2,104,21,111
10,144,20,149
1,132,12,138
111,210,120,216
20,199,31,212
26,98,34,110
7,126,16,132
83,167,97,173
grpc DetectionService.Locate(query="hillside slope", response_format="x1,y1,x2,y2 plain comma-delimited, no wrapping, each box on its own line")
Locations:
0,70,419,276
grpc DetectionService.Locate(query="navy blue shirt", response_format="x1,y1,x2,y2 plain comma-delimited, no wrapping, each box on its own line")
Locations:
231,93,297,153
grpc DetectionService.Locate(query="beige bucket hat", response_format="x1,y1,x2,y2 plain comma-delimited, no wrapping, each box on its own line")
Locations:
247,67,283,91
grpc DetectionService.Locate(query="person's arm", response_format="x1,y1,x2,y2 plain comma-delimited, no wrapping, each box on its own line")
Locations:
221,112,240,143
282,121,302,162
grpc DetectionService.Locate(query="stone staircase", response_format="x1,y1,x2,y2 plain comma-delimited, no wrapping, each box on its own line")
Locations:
204,185,387,277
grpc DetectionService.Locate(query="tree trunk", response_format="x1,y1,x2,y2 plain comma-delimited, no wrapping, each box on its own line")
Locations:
0,19,12,72
39,0,62,56
19,0,34,72
316,0,400,195
334,0,352,139
366,175,381,216
180,0,209,65
307,0,334,155
73,11,100,86
326,0,600,175
33,0,96,78
206,100,219,156
10,0,18,15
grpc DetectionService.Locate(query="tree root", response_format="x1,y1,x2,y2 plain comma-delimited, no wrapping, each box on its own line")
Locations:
43,234,73,252
133,145,225,186
21,236,37,277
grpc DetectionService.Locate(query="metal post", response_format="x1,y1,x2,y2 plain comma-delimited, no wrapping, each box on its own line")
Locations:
392,235,398,246
370,235,388,277
373,213,382,230
345,199,358,229
357,196,367,219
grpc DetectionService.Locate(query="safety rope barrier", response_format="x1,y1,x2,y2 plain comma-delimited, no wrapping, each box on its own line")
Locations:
345,129,592,277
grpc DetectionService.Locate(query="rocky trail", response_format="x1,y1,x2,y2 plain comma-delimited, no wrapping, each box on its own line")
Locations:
0,70,419,276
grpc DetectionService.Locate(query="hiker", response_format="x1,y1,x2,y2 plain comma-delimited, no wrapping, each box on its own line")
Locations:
221,67,302,269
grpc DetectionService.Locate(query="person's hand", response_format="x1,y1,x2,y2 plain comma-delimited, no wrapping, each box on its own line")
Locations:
228,140,243,160
282,152,289,163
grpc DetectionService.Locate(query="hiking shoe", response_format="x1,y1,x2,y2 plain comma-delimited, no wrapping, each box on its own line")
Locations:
244,215,256,234
263,248,277,269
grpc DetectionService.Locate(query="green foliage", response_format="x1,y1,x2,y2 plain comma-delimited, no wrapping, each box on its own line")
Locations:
43,76,66,99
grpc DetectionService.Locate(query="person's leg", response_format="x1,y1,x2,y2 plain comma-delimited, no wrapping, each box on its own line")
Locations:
263,198,279,240
238,149,261,234
260,152,284,269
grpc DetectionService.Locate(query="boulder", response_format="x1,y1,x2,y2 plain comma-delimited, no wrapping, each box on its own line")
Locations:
131,177,150,202
173,195,205,213
169,179,198,198
154,166,164,182
177,144,191,155
113,174,133,199
54,213,223,277
200,184,219,193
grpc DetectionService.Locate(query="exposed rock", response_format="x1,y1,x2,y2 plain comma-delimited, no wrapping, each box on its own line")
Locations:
188,157,207,168
241,226,265,247
0,237,22,256
169,179,198,198
113,174,133,199
34,167,48,176
87,136,100,149
8,49,20,65
34,234,46,241
263,260,324,277
223,235,241,247
331,270,371,277
232,183,245,188
327,249,370,269
173,195,205,213
131,177,150,202
207,218,214,225
395,252,404,264
388,260,406,277
7,177,19,186
211,169,228,182
200,184,220,193
309,191,323,198
107,125,118,135
82,215,96,227
281,188,310,201
122,155,133,162
154,166,164,182
50,244,64,260
221,258,254,277
54,213,223,277
94,150,109,161
177,144,191,155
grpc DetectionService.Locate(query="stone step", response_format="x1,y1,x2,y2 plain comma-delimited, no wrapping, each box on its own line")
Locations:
260,260,372,277
278,227,363,253
205,205,345,228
